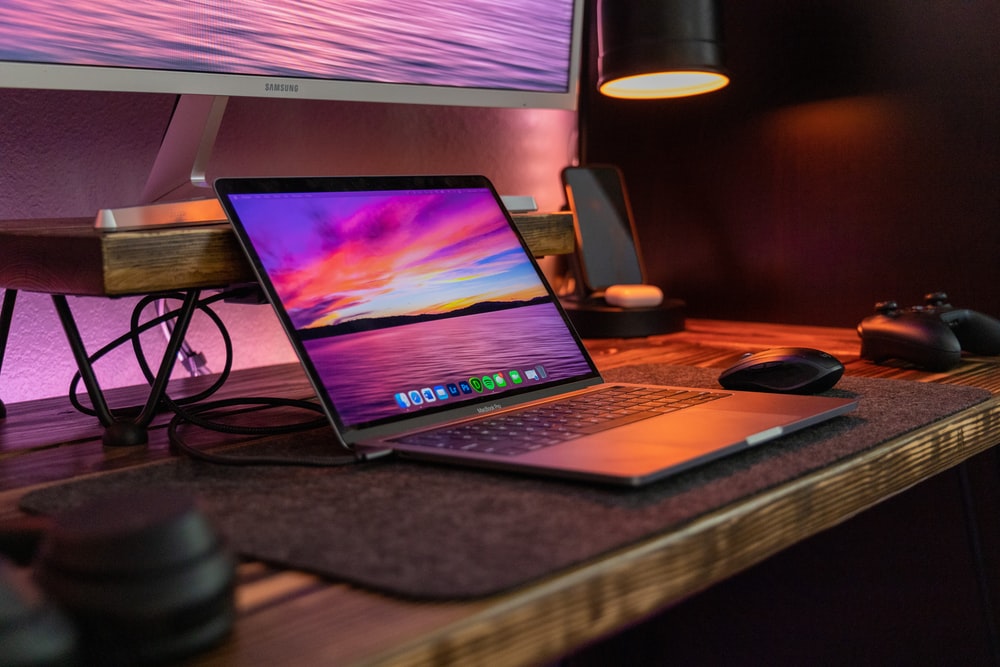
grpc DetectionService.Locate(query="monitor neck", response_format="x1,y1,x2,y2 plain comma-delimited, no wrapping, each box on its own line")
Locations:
141,94,229,203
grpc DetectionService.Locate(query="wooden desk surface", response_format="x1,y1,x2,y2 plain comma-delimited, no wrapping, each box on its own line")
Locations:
0,212,574,296
1,320,998,666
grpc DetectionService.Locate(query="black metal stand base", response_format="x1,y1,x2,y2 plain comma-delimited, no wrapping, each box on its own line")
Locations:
50,291,201,447
561,296,686,338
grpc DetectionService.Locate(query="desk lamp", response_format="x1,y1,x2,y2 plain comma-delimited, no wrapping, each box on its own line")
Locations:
597,0,729,100
563,0,728,338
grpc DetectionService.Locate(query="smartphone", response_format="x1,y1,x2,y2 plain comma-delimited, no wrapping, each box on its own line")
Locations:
561,165,646,295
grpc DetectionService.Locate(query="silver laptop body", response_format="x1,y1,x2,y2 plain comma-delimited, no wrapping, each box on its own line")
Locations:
216,175,857,486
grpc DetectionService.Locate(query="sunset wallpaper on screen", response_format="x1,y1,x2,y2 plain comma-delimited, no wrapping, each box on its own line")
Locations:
229,186,594,426
231,189,549,332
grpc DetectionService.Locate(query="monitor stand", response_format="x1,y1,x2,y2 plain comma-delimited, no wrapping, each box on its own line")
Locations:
95,94,229,230
94,95,540,230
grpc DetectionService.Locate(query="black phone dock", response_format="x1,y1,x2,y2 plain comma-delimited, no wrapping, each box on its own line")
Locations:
561,296,686,338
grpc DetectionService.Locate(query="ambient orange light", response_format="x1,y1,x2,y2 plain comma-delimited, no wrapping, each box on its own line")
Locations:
599,71,730,100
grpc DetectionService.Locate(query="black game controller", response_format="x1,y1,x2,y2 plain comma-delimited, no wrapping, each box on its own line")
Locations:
857,292,1000,371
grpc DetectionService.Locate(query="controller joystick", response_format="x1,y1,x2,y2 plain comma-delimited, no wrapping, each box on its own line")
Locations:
857,292,1000,371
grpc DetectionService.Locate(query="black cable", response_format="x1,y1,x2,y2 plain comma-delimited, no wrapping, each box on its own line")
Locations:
156,297,211,377
129,293,233,398
67,288,379,467
68,291,234,416
166,397,363,467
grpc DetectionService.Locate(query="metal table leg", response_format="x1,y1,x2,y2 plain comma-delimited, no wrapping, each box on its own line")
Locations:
51,291,201,447
0,289,17,420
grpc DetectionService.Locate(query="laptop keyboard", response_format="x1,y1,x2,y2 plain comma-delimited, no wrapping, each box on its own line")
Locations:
392,385,731,457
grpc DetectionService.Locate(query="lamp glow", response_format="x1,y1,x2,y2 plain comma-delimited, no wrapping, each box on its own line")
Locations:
600,70,729,99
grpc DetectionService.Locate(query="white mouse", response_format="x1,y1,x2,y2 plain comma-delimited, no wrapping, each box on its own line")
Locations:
603,284,664,308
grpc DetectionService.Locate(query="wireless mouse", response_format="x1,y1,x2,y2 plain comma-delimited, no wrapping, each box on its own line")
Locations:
718,347,845,395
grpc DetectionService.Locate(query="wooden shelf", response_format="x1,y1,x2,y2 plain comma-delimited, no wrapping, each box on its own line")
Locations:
0,212,574,297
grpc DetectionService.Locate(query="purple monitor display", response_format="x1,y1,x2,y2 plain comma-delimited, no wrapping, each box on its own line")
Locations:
0,0,583,109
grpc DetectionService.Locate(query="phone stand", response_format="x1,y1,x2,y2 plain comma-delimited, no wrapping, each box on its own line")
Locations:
561,295,686,338
559,164,686,338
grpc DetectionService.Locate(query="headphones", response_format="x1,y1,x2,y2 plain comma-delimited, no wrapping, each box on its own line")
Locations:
0,489,235,666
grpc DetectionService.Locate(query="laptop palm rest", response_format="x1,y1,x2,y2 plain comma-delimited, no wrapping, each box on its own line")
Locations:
394,393,855,486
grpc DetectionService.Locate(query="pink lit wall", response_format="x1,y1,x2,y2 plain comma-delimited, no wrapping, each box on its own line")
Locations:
0,90,577,404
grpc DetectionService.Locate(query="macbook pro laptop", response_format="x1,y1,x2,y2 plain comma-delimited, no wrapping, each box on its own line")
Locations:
215,175,857,486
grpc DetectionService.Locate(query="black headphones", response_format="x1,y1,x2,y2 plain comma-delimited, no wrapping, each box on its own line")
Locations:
0,489,235,666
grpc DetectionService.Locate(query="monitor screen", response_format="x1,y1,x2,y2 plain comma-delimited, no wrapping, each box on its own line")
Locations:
0,0,583,109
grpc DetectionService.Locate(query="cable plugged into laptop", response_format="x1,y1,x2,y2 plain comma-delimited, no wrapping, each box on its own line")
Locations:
352,446,396,462
167,397,380,467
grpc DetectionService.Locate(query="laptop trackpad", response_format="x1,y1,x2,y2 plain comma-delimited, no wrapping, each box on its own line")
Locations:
528,409,793,477
596,408,789,448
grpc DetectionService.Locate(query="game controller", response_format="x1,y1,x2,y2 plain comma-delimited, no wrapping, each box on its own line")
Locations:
857,292,1000,371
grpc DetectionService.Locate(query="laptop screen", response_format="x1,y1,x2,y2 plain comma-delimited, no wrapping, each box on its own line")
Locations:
219,177,598,431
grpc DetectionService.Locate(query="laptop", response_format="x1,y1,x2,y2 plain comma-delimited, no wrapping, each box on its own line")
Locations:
215,175,857,486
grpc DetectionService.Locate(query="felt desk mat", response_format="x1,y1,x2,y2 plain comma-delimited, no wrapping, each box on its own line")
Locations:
21,365,991,600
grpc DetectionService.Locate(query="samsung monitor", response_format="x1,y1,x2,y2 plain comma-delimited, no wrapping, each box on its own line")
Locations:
0,1,583,108
0,1,584,220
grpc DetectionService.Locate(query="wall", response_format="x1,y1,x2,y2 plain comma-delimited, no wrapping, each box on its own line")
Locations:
5,0,998,402
582,0,1000,327
0,90,576,403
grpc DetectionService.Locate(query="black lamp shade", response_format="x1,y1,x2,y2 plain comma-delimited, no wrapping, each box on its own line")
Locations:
598,0,729,99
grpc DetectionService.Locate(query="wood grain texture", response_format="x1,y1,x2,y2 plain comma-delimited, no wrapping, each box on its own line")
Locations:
1,320,997,666
0,213,574,296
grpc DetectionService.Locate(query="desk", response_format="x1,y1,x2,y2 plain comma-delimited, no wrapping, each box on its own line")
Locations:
2,319,998,665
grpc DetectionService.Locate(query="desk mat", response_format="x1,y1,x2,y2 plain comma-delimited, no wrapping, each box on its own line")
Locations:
20,365,991,600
